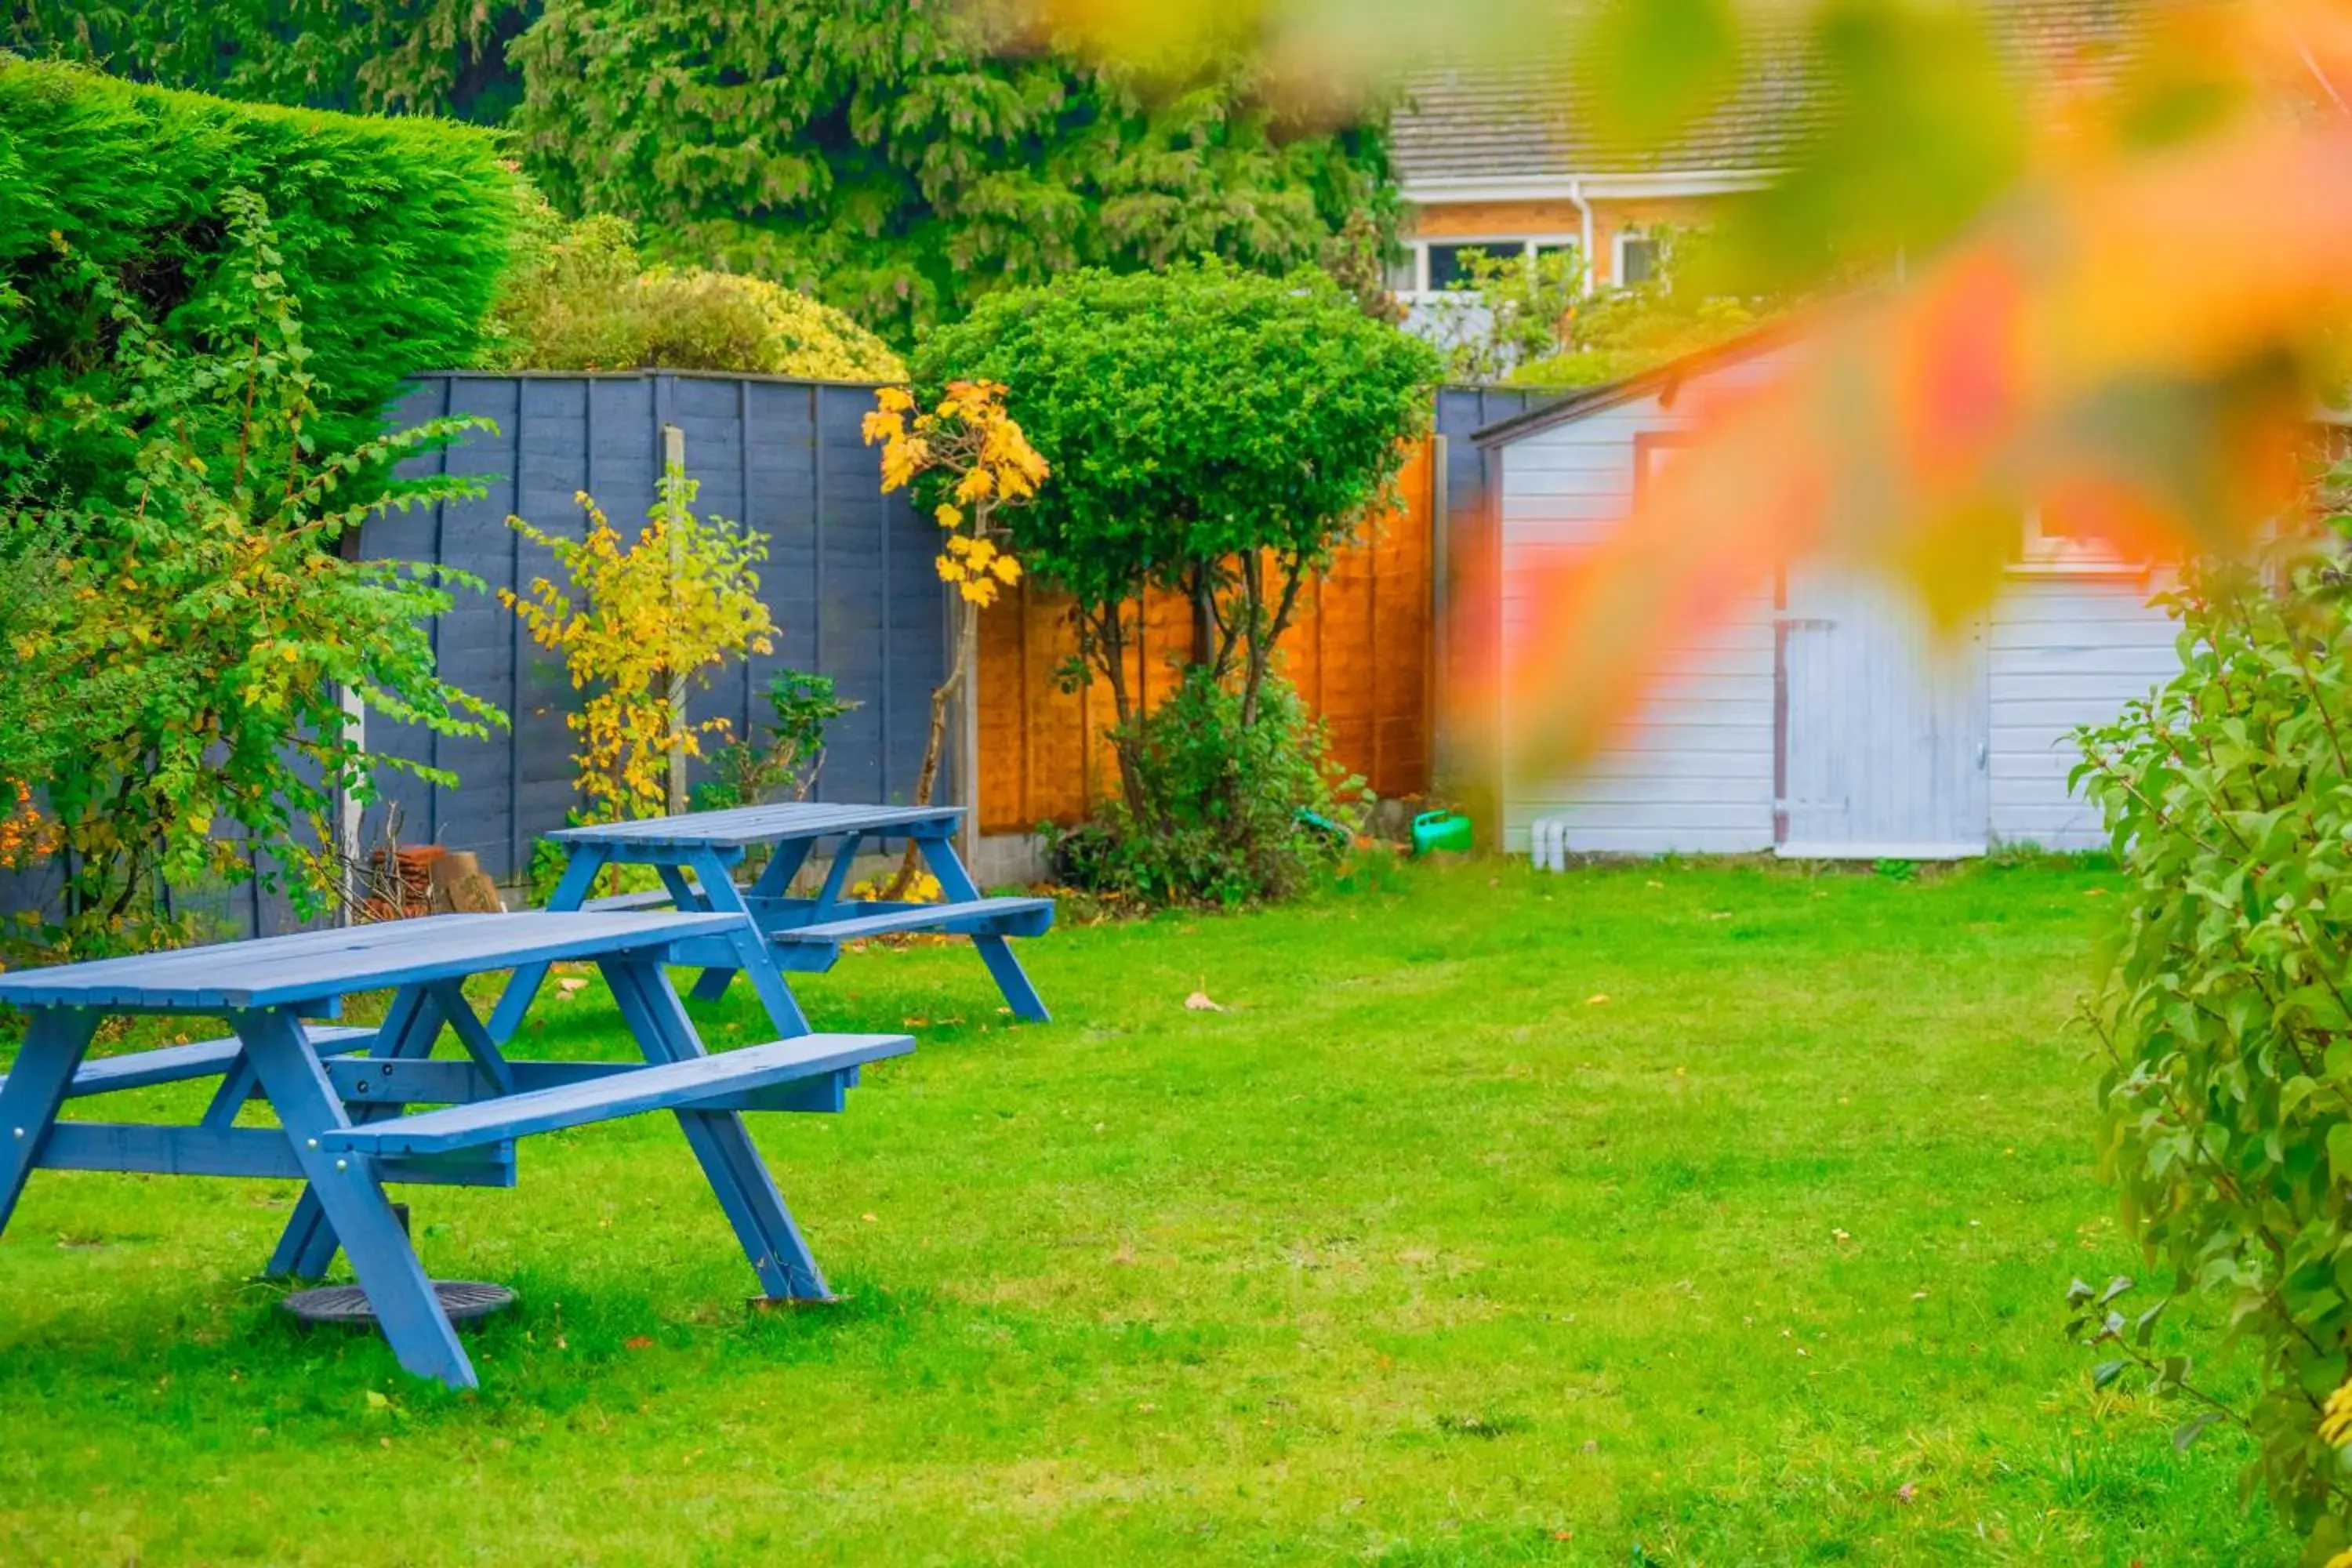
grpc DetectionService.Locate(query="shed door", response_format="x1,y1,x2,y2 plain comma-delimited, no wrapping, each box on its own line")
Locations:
1776,566,1989,859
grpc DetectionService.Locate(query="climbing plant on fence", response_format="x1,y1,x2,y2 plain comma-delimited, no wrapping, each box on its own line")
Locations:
2074,496,2352,1562
504,470,778,824
1,192,505,958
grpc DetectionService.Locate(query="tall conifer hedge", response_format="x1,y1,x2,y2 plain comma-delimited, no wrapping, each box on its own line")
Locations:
0,58,518,501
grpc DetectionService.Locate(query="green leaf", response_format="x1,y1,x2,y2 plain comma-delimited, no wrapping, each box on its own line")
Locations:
2327,1123,2352,1187
2172,1410,2223,1451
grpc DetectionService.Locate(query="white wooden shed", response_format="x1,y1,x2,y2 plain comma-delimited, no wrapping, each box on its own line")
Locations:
1465,332,2180,859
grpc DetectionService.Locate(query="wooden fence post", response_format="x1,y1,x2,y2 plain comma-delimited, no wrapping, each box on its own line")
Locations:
662,422,688,816
337,684,365,927
958,600,980,865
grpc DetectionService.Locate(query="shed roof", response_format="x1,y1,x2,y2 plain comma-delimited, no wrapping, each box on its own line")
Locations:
1471,321,1798,447
1394,2,2142,187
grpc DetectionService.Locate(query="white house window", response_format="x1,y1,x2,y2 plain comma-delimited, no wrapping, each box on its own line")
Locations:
1615,230,1661,286
1425,241,1514,292
1402,238,1583,297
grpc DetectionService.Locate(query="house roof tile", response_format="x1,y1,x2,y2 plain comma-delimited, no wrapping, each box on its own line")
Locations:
1394,2,2143,187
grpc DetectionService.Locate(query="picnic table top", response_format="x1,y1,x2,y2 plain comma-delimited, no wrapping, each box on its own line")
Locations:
549,802,964,851
0,910,743,1011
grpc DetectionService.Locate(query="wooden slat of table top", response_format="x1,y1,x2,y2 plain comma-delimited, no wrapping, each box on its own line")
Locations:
548,802,962,849
0,912,744,1011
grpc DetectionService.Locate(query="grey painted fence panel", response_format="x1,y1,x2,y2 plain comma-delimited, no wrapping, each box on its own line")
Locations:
358,372,949,891
5,382,1506,943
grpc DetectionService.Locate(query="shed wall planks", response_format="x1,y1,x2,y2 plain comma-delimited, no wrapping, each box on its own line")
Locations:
1985,572,2175,851
1483,341,2182,859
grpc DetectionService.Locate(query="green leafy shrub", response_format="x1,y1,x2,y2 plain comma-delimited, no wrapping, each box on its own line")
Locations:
919,258,1430,906
1051,672,1361,908
506,2,1392,343
481,205,647,372
2,191,504,958
693,671,856,811
916,258,1437,809
0,57,519,499
2074,515,2352,1556
6,1,528,119
9,8,1396,347
481,198,904,379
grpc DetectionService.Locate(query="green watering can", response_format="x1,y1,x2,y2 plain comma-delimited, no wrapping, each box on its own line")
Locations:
1411,810,1473,856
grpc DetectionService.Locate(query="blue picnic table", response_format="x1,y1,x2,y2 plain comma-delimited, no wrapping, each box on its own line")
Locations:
491,802,1055,1043
0,911,912,1389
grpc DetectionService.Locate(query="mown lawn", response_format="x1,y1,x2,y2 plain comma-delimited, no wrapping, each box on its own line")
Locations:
0,856,2297,1565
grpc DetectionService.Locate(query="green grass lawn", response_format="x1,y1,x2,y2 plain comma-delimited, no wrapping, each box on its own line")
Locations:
0,856,2298,1565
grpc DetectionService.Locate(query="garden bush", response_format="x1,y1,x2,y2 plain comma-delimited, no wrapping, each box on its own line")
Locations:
0,58,518,502
503,466,776,824
692,670,856,811
2,191,503,957
481,198,904,379
1051,672,1359,909
916,258,1432,904
2075,503,2352,1559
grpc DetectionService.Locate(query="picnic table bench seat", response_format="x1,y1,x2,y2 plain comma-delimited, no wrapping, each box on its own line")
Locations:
768,894,1054,959
319,1033,912,1158
2,1024,376,1101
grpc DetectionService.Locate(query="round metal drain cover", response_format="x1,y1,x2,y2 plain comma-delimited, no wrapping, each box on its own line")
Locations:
280,1280,517,1329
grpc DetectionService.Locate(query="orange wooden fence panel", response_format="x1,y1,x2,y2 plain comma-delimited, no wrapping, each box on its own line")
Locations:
975,440,1437,833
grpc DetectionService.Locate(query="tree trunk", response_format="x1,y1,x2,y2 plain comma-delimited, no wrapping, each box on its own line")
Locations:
1189,564,1215,669
1243,553,1312,731
887,597,978,897
1091,597,1152,822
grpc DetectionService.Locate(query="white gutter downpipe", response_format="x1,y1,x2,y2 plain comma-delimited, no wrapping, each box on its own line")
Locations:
1567,178,1595,297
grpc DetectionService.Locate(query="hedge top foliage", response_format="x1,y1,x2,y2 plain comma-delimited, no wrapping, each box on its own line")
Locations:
479,199,905,379
0,57,519,499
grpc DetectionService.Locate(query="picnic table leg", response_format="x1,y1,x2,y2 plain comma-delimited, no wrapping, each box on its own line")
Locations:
748,837,816,900
681,847,812,1038
810,831,863,915
687,846,818,1006
268,985,440,1279
234,1007,476,1389
488,844,610,1044
689,837,814,1010
0,1008,100,1237
602,956,831,1301
916,832,1051,1023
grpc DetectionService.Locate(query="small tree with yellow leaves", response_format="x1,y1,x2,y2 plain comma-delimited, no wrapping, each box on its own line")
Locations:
863,380,1048,882
503,467,777,824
